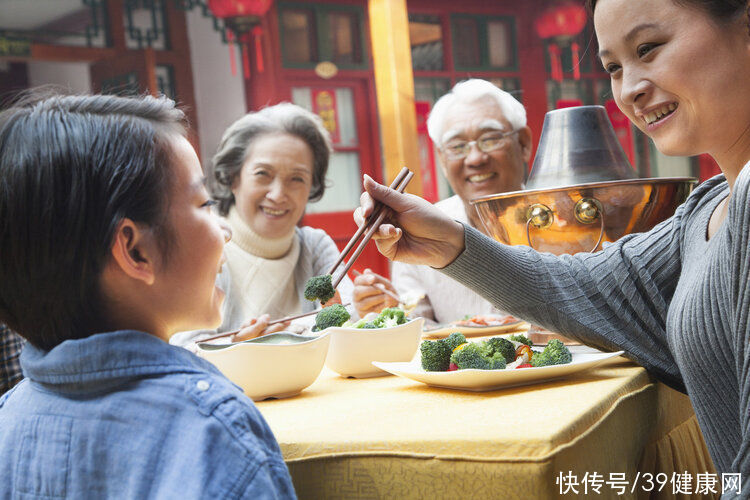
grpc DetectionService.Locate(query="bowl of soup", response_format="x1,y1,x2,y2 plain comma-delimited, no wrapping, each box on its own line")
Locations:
197,332,330,401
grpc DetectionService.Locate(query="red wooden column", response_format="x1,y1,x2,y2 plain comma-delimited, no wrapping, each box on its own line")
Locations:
517,1,549,170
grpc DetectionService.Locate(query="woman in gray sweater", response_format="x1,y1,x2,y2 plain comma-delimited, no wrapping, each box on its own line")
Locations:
355,0,750,495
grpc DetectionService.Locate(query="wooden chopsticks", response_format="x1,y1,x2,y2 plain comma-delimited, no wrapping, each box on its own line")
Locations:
327,167,410,277
330,168,413,289
199,302,353,343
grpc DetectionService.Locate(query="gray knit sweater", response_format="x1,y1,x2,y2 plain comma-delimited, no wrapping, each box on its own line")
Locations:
442,166,750,490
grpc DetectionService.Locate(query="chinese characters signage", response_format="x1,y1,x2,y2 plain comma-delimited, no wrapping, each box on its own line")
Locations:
0,36,31,58
312,89,340,145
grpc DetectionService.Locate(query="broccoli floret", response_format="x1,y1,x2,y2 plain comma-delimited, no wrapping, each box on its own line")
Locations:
531,339,572,367
304,274,336,304
484,337,517,363
508,334,533,346
450,343,506,370
313,304,350,332
373,307,407,328
487,352,507,370
349,318,378,329
450,343,488,369
443,332,467,351
420,333,467,371
349,318,369,328
420,339,452,371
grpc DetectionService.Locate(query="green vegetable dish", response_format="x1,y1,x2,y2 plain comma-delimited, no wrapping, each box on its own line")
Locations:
420,334,572,372
312,306,410,333
312,304,350,332
343,307,409,329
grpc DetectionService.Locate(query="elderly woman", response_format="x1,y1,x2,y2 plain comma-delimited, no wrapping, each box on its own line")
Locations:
356,0,750,494
0,92,295,496
173,103,354,344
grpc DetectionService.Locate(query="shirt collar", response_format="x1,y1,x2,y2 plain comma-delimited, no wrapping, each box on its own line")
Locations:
21,330,223,393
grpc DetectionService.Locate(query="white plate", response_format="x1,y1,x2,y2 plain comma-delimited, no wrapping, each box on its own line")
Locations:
421,320,529,339
372,350,624,392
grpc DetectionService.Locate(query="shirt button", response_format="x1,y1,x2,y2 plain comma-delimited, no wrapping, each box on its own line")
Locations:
196,380,210,391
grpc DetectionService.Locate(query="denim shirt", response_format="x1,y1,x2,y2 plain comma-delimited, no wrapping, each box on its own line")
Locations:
0,330,296,499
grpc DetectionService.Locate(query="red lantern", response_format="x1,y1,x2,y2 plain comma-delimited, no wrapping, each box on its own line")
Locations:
208,0,272,18
208,0,274,77
534,1,587,81
534,1,587,40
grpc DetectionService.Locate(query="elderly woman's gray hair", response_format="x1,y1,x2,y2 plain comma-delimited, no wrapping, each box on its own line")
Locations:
210,102,333,215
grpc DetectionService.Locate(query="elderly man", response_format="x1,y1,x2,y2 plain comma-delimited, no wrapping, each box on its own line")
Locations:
354,79,532,323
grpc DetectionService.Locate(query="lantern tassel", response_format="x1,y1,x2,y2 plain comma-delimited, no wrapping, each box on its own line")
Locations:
549,43,563,82
226,29,237,77
571,42,581,80
252,25,264,73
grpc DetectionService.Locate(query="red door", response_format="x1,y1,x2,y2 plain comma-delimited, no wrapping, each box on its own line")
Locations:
290,79,388,278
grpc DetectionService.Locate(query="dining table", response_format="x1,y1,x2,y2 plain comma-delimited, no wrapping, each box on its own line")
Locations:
255,343,717,499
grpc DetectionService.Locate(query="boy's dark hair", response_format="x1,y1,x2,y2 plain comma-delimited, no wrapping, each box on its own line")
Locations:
0,91,187,350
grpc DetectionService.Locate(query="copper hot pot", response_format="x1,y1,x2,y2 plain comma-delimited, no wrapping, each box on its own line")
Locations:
471,106,697,255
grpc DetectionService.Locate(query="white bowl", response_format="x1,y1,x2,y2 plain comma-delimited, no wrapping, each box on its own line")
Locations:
324,317,424,378
197,332,330,401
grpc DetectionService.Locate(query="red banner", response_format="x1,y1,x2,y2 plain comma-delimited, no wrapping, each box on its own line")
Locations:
312,89,340,145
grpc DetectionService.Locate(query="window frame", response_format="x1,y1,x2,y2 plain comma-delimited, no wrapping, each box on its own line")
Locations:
450,14,518,72
278,2,368,70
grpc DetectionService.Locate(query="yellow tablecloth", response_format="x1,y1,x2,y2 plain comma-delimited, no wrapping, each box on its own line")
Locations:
256,357,715,499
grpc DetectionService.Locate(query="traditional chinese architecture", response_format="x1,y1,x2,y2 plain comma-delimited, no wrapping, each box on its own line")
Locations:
0,0,716,273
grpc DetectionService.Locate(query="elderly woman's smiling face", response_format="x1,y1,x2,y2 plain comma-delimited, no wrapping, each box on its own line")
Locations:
231,133,314,239
595,0,750,161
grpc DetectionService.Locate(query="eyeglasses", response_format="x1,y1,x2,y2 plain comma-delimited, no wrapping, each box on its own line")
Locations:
442,130,519,160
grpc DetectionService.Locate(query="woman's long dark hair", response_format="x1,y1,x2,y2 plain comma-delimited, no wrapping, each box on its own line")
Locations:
586,0,748,24
0,92,186,350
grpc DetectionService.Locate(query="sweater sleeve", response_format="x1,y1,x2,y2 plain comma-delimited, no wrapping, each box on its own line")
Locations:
440,195,700,392
726,162,750,497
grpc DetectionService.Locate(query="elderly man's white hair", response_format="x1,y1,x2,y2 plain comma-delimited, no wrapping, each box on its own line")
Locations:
426,79,527,147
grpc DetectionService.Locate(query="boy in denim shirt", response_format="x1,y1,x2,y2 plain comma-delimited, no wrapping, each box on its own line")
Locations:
0,93,295,499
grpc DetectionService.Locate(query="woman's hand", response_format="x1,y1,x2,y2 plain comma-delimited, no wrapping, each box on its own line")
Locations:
232,314,290,341
353,269,399,317
354,175,466,268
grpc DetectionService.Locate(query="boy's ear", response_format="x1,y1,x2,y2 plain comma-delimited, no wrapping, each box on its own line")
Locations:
109,218,157,286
